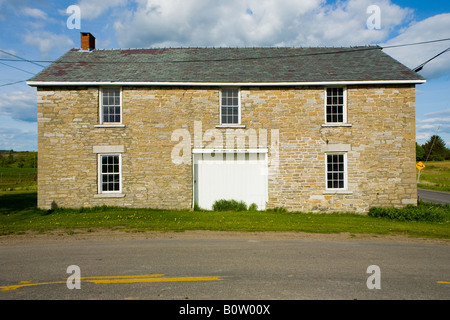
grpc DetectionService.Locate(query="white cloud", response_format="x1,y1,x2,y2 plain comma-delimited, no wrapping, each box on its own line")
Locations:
0,126,37,151
416,110,450,146
0,89,37,123
424,108,450,118
113,0,411,48
23,31,74,57
22,7,48,19
77,0,128,20
382,13,450,79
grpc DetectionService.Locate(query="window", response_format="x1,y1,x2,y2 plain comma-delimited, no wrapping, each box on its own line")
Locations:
325,87,346,123
100,87,121,124
326,153,346,189
220,88,240,125
99,154,121,193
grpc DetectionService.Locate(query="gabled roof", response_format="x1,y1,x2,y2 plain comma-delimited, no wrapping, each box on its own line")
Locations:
27,46,425,86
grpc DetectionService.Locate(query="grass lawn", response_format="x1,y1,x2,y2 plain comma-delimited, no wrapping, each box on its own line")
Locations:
1,190,449,240
417,161,450,192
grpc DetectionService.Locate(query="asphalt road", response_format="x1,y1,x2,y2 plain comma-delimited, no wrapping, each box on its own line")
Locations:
418,188,450,204
1,235,449,302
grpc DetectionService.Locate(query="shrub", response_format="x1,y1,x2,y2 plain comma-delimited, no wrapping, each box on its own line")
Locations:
212,199,247,211
368,202,450,222
248,203,258,211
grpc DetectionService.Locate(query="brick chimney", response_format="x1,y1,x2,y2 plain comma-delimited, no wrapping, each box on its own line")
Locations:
80,32,95,51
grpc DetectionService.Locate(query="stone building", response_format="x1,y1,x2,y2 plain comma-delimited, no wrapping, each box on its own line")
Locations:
27,32,425,212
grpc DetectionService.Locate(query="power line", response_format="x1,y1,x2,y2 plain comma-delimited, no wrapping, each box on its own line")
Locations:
382,38,450,49
0,37,449,65
412,46,450,72
0,49,46,68
0,62,36,75
0,80,27,88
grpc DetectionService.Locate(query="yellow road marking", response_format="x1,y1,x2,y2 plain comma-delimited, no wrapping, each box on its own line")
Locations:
1,281,67,291
437,281,450,284
87,276,222,284
0,274,223,291
81,274,165,280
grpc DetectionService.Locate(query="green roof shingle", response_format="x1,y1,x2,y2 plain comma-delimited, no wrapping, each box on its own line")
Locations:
28,46,425,84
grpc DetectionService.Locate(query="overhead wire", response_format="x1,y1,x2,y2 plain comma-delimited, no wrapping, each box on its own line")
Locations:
412,46,450,72
0,37,449,65
0,49,46,68
0,36,449,87
0,80,27,87
0,62,36,75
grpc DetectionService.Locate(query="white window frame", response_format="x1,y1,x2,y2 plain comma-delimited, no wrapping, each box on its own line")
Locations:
99,86,123,125
97,154,122,194
219,87,241,126
324,86,348,125
325,152,347,191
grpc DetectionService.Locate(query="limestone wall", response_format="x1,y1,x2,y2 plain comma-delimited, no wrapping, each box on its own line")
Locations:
36,85,417,212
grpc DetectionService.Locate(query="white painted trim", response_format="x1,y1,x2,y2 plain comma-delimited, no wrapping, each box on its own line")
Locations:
219,87,241,125
97,153,123,195
321,123,352,127
99,86,123,125
322,190,353,195
325,152,348,192
26,79,426,87
94,124,126,128
215,124,246,129
324,86,347,125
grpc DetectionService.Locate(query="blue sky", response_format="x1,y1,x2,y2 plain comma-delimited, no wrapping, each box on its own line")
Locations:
0,0,449,151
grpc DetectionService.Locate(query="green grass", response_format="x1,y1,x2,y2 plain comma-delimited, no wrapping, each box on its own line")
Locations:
417,161,450,192
0,167,37,191
1,190,449,239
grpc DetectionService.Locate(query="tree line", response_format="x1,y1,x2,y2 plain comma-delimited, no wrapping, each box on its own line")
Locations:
416,135,450,161
0,150,37,168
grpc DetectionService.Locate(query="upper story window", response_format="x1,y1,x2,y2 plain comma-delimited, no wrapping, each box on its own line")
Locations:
100,87,122,124
325,87,346,124
220,88,240,125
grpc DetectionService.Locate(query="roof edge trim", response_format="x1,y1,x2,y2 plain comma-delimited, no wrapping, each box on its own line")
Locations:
27,79,426,87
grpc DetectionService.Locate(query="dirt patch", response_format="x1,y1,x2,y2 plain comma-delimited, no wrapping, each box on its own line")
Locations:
0,228,448,246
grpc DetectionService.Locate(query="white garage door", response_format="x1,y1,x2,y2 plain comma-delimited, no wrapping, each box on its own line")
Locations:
195,151,268,210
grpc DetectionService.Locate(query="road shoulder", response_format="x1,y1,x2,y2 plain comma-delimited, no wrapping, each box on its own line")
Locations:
1,229,448,246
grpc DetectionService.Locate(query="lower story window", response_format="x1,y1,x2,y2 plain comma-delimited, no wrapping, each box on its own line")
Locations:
99,154,121,193
326,153,346,189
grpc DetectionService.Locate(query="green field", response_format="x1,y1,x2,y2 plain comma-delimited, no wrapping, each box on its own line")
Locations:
0,167,37,191
417,161,450,192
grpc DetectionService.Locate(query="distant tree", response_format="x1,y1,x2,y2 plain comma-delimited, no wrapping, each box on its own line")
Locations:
422,135,447,161
416,142,425,161
0,150,37,168
6,150,14,166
